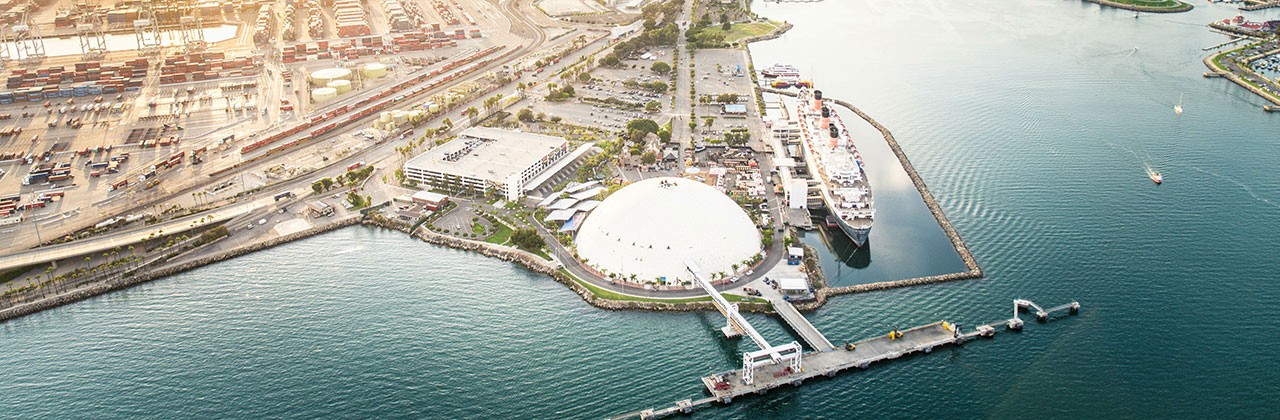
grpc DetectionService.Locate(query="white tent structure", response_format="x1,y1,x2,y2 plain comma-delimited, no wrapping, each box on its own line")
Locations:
576,177,760,283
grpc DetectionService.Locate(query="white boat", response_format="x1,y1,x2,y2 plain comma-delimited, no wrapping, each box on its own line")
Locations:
1174,92,1184,115
794,87,874,246
762,63,800,78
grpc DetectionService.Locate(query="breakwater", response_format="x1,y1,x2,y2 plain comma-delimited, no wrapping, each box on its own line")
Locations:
1202,55,1280,106
763,87,984,304
1081,0,1192,13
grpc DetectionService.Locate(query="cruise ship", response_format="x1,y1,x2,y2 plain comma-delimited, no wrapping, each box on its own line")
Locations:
794,87,874,246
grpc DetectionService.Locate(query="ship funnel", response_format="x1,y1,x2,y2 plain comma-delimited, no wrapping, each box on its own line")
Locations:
821,106,830,118
829,125,839,139
814,90,823,100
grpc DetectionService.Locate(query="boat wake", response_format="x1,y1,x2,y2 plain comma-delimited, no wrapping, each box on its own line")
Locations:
1192,167,1280,210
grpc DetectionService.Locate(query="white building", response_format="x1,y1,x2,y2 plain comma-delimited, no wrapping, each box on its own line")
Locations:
403,127,570,201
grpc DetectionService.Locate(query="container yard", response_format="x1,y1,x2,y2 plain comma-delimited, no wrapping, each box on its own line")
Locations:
0,0,613,300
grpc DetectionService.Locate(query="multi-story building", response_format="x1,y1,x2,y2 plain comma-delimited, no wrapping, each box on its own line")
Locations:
403,127,570,201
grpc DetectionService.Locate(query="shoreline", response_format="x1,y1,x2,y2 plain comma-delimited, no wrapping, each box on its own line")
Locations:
0,21,981,324
1081,0,1193,13
1203,51,1280,107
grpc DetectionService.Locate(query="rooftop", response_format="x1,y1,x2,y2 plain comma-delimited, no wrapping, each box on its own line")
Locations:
404,127,567,185
576,177,760,283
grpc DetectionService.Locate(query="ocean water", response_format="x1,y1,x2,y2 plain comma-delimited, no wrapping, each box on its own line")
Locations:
4,0,1280,418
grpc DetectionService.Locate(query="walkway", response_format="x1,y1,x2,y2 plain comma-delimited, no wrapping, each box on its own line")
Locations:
763,290,834,351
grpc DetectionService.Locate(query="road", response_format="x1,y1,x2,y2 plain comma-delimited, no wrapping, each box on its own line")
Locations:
0,195,273,272
669,0,696,172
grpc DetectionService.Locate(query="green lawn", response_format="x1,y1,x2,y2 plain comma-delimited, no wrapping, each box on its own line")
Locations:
471,222,486,235
701,21,783,44
484,221,514,245
1112,0,1179,6
558,269,768,304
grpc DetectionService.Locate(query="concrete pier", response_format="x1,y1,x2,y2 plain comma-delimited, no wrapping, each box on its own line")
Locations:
611,299,1080,419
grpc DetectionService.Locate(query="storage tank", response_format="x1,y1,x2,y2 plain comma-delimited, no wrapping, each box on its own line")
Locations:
327,79,352,94
361,62,388,79
310,68,352,87
391,110,407,125
311,87,338,102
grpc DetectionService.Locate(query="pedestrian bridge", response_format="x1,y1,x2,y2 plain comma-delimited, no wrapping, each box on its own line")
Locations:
686,260,802,385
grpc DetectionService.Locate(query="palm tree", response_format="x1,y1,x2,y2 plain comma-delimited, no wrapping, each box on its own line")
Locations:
464,106,479,126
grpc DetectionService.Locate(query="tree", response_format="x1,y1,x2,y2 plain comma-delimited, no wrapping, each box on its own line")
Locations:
600,54,621,67
640,150,658,165
517,108,535,122
650,61,671,75
577,72,591,83
626,118,660,138
464,106,479,125
511,228,544,252
645,100,660,112
347,190,366,208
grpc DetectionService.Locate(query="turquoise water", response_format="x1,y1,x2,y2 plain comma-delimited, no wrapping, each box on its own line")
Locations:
5,1,1280,418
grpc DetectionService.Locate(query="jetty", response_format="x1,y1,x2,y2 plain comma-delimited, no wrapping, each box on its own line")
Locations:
1239,0,1280,11
610,296,1081,419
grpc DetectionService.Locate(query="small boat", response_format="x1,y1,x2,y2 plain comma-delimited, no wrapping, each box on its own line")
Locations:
762,63,800,78
1149,170,1163,185
1174,92,1184,115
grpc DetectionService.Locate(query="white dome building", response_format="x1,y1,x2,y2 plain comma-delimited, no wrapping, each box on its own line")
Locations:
576,177,761,284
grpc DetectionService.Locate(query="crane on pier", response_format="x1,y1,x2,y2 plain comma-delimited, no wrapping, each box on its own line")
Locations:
0,12,47,66
76,6,109,60
175,0,206,54
134,2,162,54
686,261,802,385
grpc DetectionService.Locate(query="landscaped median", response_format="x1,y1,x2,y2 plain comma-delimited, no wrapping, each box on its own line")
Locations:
559,268,768,305
1082,0,1192,13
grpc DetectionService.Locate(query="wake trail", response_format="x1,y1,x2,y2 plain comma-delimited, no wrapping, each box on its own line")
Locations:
1192,167,1280,210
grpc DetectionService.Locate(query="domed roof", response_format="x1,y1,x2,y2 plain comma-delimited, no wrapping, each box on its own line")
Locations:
576,177,760,284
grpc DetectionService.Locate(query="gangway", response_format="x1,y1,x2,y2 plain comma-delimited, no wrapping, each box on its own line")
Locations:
687,260,802,385
1007,299,1080,330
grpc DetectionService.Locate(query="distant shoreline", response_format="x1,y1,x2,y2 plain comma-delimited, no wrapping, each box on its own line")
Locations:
1081,0,1193,13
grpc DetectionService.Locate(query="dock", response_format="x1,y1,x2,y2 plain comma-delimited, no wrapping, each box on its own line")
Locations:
610,299,1081,419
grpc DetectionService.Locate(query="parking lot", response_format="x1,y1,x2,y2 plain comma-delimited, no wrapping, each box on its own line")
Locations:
523,47,674,132
691,48,765,150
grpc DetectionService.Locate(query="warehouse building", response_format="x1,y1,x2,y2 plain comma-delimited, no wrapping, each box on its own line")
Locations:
403,128,571,201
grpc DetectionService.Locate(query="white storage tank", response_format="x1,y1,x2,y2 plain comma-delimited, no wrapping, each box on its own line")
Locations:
310,68,352,87
311,87,338,102
327,79,352,94
379,111,393,123
361,62,388,79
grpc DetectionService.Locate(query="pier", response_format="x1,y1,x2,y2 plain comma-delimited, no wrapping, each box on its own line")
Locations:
1203,37,1250,52
610,298,1080,419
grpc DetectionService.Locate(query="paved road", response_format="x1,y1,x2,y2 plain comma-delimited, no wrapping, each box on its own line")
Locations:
0,196,273,272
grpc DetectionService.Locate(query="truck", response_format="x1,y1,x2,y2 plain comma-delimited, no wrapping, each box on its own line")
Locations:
274,191,294,202
346,161,365,171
